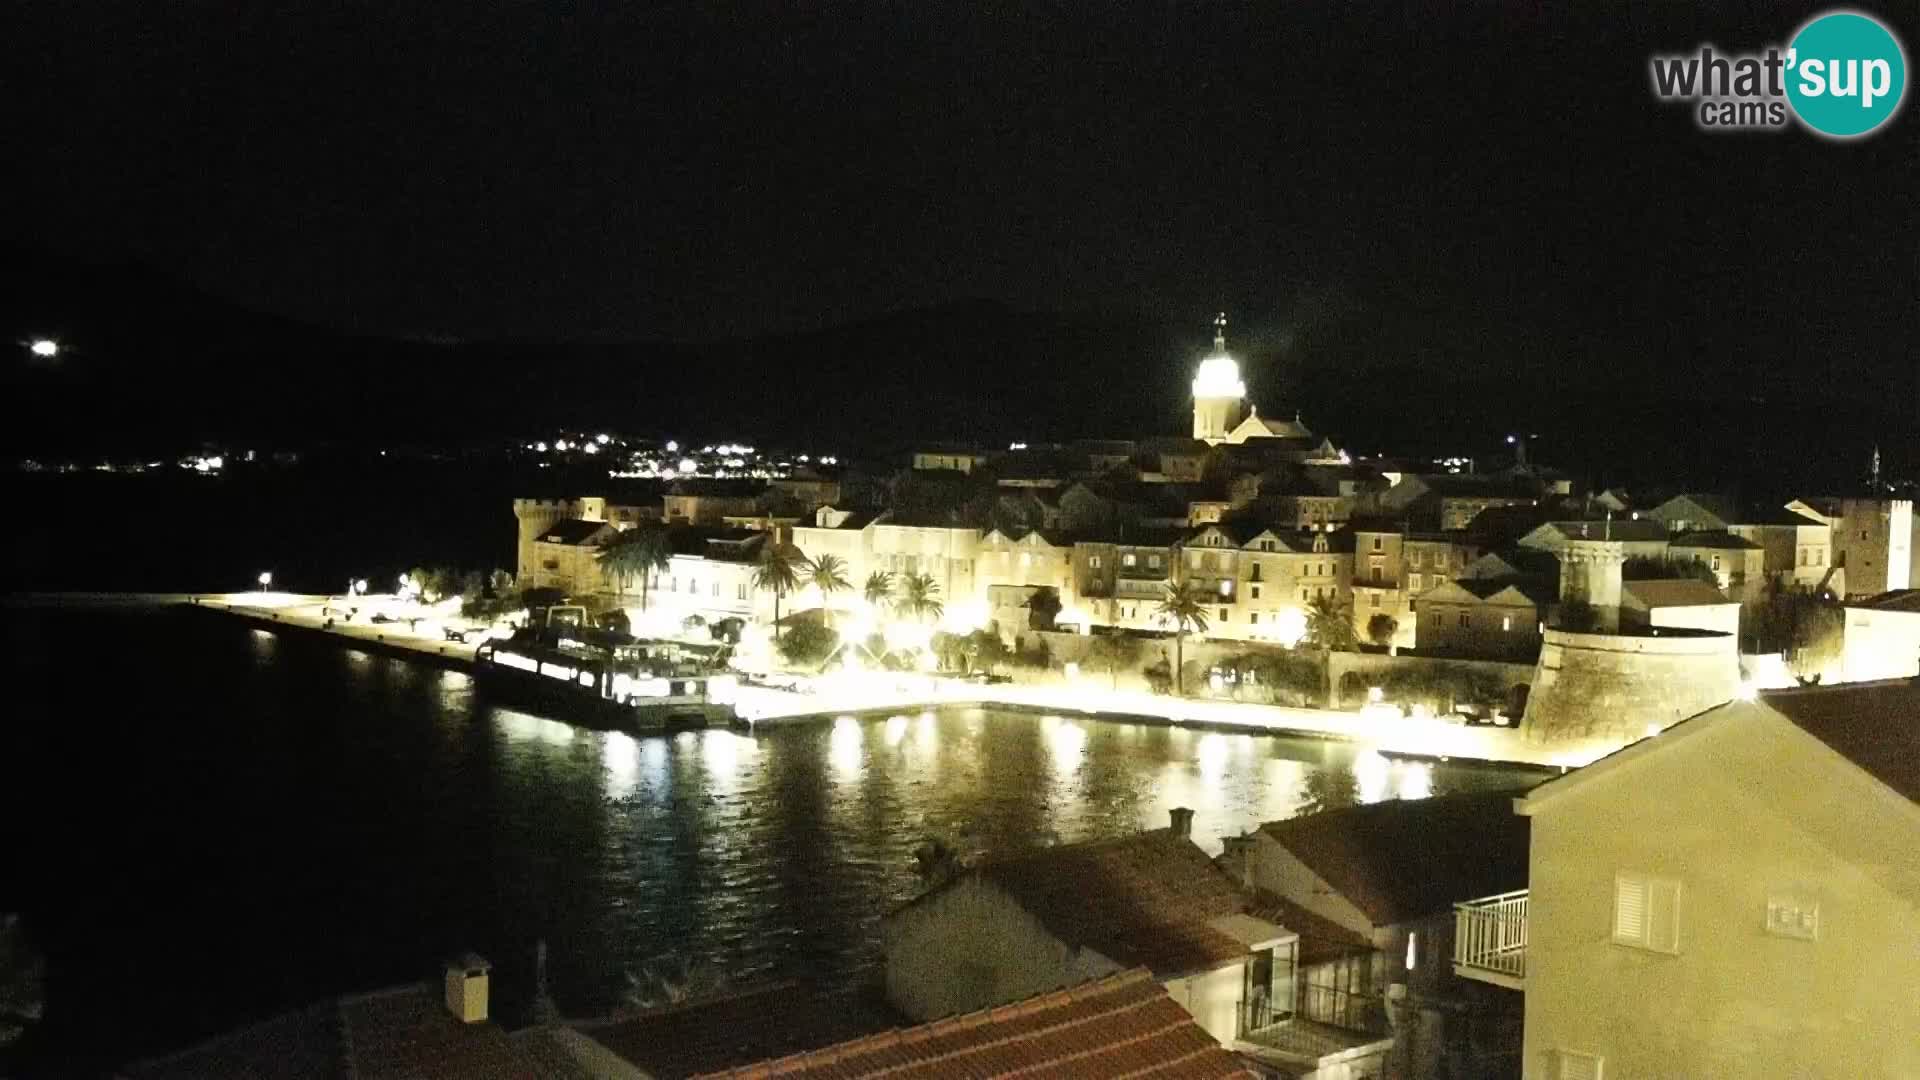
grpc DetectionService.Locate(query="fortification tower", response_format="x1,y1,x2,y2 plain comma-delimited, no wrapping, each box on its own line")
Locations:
512,498,579,581
1556,536,1624,633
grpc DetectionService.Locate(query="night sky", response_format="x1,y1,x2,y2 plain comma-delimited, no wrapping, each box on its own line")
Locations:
6,3,1916,465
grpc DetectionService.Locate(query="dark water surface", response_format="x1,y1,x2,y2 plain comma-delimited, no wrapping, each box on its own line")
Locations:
2,605,1537,1073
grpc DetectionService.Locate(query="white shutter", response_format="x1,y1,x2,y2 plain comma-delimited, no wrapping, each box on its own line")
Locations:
1613,872,1681,953
1612,874,1648,946
1557,1049,1604,1080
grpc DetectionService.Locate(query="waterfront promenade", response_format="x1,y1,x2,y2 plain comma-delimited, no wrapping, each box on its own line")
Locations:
155,592,1598,770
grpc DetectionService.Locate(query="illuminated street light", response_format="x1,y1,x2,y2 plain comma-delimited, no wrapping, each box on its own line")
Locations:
257,571,273,589
29,339,59,358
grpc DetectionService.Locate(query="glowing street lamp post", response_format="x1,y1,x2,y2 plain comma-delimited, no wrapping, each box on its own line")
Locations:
256,571,273,592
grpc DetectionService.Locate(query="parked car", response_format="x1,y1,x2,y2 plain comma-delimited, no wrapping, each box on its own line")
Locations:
443,625,483,643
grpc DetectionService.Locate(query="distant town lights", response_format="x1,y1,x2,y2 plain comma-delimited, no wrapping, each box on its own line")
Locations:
678,458,697,473
29,339,59,358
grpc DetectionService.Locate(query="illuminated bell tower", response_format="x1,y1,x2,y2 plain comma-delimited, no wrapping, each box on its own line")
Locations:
1191,313,1246,444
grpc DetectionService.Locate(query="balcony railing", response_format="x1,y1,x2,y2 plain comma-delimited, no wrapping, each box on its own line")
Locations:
1453,888,1528,988
1238,987,1390,1062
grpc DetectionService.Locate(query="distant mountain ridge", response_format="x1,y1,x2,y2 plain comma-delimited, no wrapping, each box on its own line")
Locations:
4,251,1910,494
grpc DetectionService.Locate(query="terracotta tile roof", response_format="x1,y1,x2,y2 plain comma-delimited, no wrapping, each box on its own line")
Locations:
1622,579,1733,609
1259,793,1530,927
578,982,901,1078
975,829,1257,976
1850,589,1920,614
1762,680,1920,805
125,984,592,1079
692,969,1256,1079
1246,890,1373,967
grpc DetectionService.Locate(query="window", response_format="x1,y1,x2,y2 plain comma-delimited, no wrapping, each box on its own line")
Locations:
737,584,747,600
1251,563,1263,582
1409,550,1423,567
1218,607,1228,622
1372,536,1383,551
1710,555,1721,571
1554,1050,1605,1080
1409,573,1423,592
1458,612,1469,627
1089,556,1102,569
1501,615,1512,631
1370,592,1381,608
1251,585,1261,599
1404,931,1418,970
1250,613,1260,625
1149,555,1163,569
1370,566,1383,584
1613,872,1682,953
1123,553,1137,567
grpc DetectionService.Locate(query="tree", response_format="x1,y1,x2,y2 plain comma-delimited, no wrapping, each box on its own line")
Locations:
1305,594,1356,650
1088,632,1144,689
776,621,840,666
1557,597,1599,632
1153,584,1208,696
1752,583,1844,681
1366,613,1398,648
1623,555,1719,583
596,526,672,610
1026,586,1063,631
863,571,896,612
895,572,944,624
966,627,1011,673
805,553,852,624
752,539,806,645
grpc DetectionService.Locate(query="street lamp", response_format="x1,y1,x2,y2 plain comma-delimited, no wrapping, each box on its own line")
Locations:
257,571,273,590
353,579,368,595
29,339,59,358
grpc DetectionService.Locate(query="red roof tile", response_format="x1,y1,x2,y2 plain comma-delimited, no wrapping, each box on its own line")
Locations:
974,829,1257,976
1762,679,1920,805
692,969,1256,1079
577,982,901,1077
1259,793,1529,927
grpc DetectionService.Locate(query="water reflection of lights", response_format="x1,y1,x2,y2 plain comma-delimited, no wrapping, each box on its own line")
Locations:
830,715,864,781
702,728,754,791
1399,760,1434,800
915,711,937,748
1042,715,1087,780
1196,732,1230,783
498,709,575,747
885,715,909,746
604,732,640,799
1354,749,1391,803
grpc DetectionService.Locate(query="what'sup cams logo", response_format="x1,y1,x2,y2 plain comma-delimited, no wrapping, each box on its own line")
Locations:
1650,10,1907,137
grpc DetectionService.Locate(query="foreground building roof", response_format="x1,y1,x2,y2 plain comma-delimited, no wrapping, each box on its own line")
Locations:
970,829,1262,976
691,969,1255,1079
1257,792,1531,926
124,984,590,1079
1849,589,1920,614
577,982,900,1078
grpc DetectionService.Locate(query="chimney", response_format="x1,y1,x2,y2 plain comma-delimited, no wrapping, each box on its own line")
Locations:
1169,807,1195,839
444,953,491,1024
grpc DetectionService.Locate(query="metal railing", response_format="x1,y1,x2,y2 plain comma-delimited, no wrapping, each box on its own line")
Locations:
1238,985,1389,1058
1454,888,1529,982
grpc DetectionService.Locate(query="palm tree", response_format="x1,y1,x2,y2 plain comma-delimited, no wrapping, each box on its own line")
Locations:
863,571,895,611
895,571,944,624
1305,593,1357,651
805,554,852,625
596,527,672,610
752,539,806,644
1153,583,1209,697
